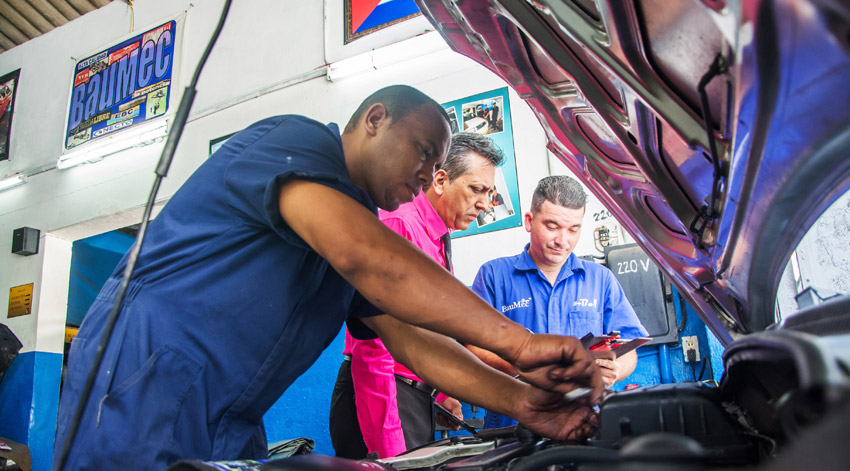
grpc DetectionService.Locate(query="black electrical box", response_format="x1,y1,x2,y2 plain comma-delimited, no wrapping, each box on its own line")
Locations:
605,243,678,345
12,227,39,256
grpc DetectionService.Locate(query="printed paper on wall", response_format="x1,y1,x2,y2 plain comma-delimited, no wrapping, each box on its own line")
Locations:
64,19,180,152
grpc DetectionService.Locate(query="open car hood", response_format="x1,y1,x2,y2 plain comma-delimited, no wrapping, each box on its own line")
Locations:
417,0,850,343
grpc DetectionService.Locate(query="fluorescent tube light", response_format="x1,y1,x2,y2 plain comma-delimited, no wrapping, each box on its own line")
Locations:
327,31,449,82
0,173,27,192
58,120,169,170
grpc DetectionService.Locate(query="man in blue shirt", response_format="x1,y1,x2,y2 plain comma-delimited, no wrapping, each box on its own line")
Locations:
55,87,605,470
470,175,648,429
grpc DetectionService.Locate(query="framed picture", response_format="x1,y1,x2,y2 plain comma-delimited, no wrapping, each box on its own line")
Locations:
0,68,21,161
326,1,433,63
345,0,421,44
444,88,522,238
209,132,236,156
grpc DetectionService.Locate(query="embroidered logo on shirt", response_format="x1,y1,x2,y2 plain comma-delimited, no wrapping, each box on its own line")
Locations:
573,298,598,308
502,297,531,313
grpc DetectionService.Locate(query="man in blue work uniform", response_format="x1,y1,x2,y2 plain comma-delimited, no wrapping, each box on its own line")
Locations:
54,86,606,471
468,175,648,429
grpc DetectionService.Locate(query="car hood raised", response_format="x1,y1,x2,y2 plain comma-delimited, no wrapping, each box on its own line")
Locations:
417,0,850,343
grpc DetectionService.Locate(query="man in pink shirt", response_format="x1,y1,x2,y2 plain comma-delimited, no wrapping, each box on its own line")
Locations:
329,132,505,459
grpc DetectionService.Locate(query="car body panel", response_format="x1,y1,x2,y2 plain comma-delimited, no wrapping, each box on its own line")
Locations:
415,0,850,343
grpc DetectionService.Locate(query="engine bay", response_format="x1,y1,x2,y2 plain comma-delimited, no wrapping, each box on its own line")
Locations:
221,296,850,471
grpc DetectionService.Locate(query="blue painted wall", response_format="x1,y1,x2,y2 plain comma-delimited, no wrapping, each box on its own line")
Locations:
0,351,62,471
0,351,32,445
264,326,346,456
67,231,135,327
604,287,724,388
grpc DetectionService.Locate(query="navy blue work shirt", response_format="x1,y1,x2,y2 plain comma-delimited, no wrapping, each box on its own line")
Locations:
472,246,648,428
54,116,381,470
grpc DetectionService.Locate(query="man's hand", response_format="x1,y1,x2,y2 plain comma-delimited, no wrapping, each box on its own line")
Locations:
592,351,619,388
512,383,599,441
510,333,604,399
592,349,637,388
434,397,463,430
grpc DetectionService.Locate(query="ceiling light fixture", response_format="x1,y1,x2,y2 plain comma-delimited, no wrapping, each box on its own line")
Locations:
57,120,169,170
0,173,27,192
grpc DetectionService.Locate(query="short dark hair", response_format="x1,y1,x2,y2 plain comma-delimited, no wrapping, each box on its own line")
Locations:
442,132,505,181
530,175,586,213
344,85,449,133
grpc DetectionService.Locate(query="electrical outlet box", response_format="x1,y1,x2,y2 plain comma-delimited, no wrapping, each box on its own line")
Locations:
682,336,700,362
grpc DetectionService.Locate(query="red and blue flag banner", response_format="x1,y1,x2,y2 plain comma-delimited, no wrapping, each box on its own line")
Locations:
64,20,177,151
345,0,421,44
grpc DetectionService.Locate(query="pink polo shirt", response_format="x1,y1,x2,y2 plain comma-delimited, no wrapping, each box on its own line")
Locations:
342,191,452,458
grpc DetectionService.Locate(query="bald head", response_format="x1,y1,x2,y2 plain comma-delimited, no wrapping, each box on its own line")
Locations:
344,85,450,133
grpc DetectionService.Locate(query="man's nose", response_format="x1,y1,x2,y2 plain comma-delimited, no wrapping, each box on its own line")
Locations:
418,168,434,189
553,231,566,246
475,195,489,210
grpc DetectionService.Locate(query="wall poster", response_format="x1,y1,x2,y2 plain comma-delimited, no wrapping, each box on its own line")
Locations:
64,18,182,153
0,69,20,162
443,87,522,238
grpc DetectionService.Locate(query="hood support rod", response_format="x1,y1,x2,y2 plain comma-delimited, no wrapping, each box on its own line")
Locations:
690,53,729,249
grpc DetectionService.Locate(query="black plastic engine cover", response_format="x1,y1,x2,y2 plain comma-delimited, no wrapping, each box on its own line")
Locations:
591,382,756,464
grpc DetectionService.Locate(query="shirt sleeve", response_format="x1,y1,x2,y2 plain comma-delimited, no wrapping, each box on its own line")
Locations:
471,263,497,307
223,117,375,250
602,269,650,339
346,291,382,340
348,333,408,458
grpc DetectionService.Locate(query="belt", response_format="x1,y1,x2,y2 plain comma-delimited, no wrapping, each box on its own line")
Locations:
344,355,438,398
395,374,438,398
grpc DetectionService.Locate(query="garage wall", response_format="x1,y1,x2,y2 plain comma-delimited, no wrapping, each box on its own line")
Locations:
0,0,561,466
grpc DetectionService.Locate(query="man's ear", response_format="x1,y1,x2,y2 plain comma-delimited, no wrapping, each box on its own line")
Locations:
523,211,534,232
363,103,389,137
431,169,449,195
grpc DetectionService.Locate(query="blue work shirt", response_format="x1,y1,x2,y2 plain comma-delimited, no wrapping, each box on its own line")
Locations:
54,115,380,470
472,246,648,428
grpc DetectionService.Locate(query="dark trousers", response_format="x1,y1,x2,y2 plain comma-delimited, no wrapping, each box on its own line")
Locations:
329,359,435,459
329,359,368,459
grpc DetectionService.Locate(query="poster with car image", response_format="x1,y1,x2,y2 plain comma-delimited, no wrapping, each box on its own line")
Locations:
0,69,20,162
443,87,521,238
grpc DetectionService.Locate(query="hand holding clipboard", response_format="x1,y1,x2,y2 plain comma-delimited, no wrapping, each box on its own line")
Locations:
580,331,651,358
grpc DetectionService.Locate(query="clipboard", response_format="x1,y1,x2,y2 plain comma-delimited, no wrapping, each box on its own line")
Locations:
580,331,651,358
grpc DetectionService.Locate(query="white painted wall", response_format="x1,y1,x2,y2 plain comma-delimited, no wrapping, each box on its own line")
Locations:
0,0,589,356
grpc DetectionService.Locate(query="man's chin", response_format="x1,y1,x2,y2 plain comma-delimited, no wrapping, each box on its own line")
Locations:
376,190,410,211
455,221,471,231
546,251,569,264
380,200,401,211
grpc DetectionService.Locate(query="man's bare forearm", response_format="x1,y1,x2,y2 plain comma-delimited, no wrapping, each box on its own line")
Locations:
364,314,523,417
465,344,517,376
279,180,531,361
